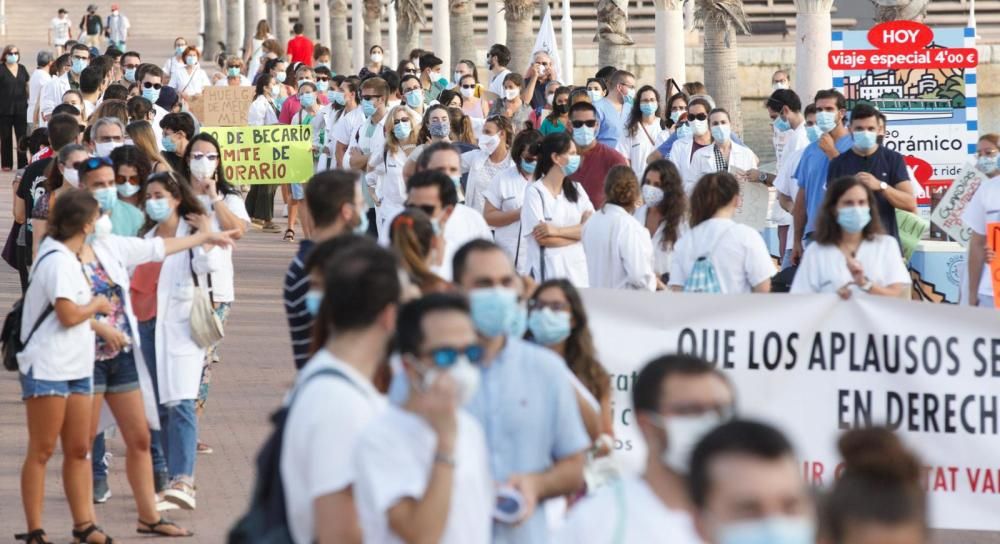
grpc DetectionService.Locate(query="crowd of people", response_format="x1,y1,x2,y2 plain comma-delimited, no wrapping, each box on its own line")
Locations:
0,6,996,544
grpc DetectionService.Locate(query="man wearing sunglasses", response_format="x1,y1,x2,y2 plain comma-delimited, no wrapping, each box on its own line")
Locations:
76,155,145,236
566,102,627,207
354,294,493,544
452,239,588,544
137,64,168,143
39,43,91,120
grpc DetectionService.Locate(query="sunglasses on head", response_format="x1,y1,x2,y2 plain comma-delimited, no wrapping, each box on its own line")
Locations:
423,345,484,367
143,82,162,90
571,119,597,128
77,156,113,172
689,112,708,121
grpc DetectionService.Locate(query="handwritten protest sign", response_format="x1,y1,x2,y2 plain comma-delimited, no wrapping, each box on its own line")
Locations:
732,179,769,231
930,164,985,246
988,222,1000,308
201,86,255,127
896,209,929,262
201,125,313,185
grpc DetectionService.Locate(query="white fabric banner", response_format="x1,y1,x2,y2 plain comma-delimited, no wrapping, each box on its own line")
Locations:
582,289,1000,531
533,8,562,83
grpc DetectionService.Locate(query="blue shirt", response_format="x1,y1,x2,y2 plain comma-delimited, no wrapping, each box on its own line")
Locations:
594,98,626,148
795,134,854,236
465,336,590,544
109,200,144,237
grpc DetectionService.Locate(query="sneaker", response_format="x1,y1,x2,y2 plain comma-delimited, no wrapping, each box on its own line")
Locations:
281,204,288,217
197,441,213,454
154,470,170,494
93,478,111,504
162,481,196,510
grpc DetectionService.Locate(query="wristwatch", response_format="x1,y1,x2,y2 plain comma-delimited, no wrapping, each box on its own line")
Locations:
758,171,768,183
878,181,888,192
859,279,873,292
434,451,456,467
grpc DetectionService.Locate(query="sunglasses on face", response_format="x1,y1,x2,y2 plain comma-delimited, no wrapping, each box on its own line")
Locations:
404,69,417,74
461,84,475,89
411,204,437,217
190,152,219,161
423,345,485,367
571,119,597,128
689,112,708,121
143,82,162,90
116,174,140,185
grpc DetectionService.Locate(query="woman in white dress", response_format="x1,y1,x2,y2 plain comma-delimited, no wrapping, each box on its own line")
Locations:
484,130,541,275
791,175,910,298
462,115,513,214
520,132,594,287
243,19,274,81
245,74,281,228
373,105,419,244
168,46,211,103
633,159,687,282
688,108,759,186
618,85,667,180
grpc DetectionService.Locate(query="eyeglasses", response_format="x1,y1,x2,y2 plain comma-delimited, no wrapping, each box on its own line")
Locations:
688,113,708,121
316,76,330,82
421,345,485,367
571,119,597,128
461,84,475,89
191,152,219,161
143,82,162,90
528,299,571,312
361,94,381,101
410,204,437,217
116,174,140,185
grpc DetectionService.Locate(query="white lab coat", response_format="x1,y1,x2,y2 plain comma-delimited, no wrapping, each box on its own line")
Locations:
687,141,759,193
461,149,513,215
144,220,221,404
91,235,166,431
582,204,656,290
248,94,279,126
617,122,668,180
667,136,700,194
39,73,71,120
520,180,594,288
372,147,410,245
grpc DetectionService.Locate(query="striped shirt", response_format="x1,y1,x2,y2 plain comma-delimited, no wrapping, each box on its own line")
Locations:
284,240,315,370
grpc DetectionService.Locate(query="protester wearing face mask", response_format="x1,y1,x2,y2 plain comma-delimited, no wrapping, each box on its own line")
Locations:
166,46,210,102
353,293,492,544
964,134,1000,308
489,72,532,133
161,37,188,85
593,70,635,148
450,240,589,544
29,143,87,253
372,107,420,243
668,98,715,192
772,69,791,91
403,105,452,181
359,45,392,79
0,44,29,171
688,108,759,193
327,76,362,168
565,101,627,207
77,155,145,237
458,73,489,120
158,112,194,173
556,354,731,543
418,53,449,104
89,116,125,158
689,420,817,544
634,160,687,283
585,77,608,105
827,103,916,243
620,85,668,180
484,130,542,275
39,43,90,120
582,166,657,290
521,50,555,111
521,132,595,287
791,176,910,299
282,81,322,241
462,116,514,214
539,85,570,136
109,144,148,207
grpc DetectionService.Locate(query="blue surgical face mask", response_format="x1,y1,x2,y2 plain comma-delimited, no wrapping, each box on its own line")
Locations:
354,206,369,234
520,159,537,175
572,125,595,147
805,124,822,143
773,116,791,132
93,187,118,211
640,102,658,117
361,99,376,117
185,55,198,66
717,517,815,544
670,110,683,124
977,155,998,174
161,135,176,152
124,67,136,82
142,87,160,103
328,90,345,106
587,90,603,103
316,80,329,92
6,54,18,64
117,181,140,197
816,110,838,133
711,124,732,143
175,46,186,56
71,57,88,74
852,130,878,152
837,205,871,233
675,123,692,139
145,197,173,222
469,287,519,338
393,121,412,140
562,154,581,176
227,67,240,77
405,89,423,108
527,307,571,345
304,289,323,316
299,93,316,108
508,304,528,338
276,72,287,83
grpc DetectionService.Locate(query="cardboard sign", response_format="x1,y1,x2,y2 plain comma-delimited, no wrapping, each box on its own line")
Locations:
988,222,1000,308
201,125,313,185
201,86,255,127
930,165,987,246
896,208,929,262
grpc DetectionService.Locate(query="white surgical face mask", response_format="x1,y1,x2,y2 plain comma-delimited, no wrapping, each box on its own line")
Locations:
691,119,709,136
93,213,113,239
189,157,217,180
63,167,80,187
94,141,122,158
658,411,726,474
478,133,501,155
504,88,519,101
370,52,383,63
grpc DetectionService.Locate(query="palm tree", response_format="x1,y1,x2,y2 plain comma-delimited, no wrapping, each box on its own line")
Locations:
395,0,424,62
450,0,476,68
300,0,317,39
364,0,384,52
331,0,351,73
504,0,534,71
694,0,750,134
873,0,930,22
204,0,224,59
793,0,834,105
595,0,634,69
226,0,243,57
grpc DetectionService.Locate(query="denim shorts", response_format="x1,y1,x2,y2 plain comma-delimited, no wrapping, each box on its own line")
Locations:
290,182,305,201
20,368,92,400
93,350,140,394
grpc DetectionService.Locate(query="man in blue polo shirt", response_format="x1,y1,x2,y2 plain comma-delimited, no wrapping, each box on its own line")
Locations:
593,70,634,148
828,103,916,242
792,89,853,264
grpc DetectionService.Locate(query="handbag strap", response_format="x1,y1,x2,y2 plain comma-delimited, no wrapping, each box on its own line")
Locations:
533,186,550,281
639,121,656,147
22,250,59,348
187,249,215,305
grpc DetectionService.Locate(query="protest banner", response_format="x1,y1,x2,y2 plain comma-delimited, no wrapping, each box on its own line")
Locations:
201,86,255,127
830,22,978,191
201,125,313,185
582,289,1000,531
989,222,1000,308
930,164,986,246
896,208,929,262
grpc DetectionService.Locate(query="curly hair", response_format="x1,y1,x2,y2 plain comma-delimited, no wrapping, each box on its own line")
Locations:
603,165,639,209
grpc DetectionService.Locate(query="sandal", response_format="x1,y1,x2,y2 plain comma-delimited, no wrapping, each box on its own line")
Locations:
14,529,50,543
283,229,295,242
71,523,113,544
137,518,193,537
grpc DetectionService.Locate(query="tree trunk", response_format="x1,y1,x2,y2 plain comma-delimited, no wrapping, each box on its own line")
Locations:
504,0,534,71
703,16,741,134
654,0,685,88
204,0,224,60
274,0,291,45
331,0,351,73
364,0,383,52
226,0,243,57
450,0,476,65
596,0,633,70
396,0,423,62
793,0,834,105
431,0,450,70
300,0,317,39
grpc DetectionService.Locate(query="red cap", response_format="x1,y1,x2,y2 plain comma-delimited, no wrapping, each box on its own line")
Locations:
111,3,119,9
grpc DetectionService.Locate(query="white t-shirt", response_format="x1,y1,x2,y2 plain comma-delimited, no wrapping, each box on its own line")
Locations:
206,193,252,302
520,180,595,288
617,121,668,180
488,68,512,97
27,68,52,124
462,149,514,215
669,218,775,293
354,406,493,544
434,204,493,282
582,204,656,290
483,166,533,275
554,477,702,544
281,350,388,544
333,107,366,168
17,238,95,380
51,17,72,44
168,65,211,96
790,234,910,294
962,177,1000,298
771,124,810,227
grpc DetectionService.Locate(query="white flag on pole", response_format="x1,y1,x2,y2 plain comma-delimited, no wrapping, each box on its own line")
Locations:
533,8,562,83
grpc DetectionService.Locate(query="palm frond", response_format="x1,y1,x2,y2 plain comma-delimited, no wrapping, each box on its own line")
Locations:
694,0,751,35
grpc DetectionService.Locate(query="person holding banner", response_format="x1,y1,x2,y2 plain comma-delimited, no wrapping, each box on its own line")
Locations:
669,173,773,294
790,176,910,299
634,159,687,283
975,134,1000,177
962,138,1000,308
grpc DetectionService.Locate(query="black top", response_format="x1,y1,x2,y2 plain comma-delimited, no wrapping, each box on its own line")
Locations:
827,145,910,241
284,239,315,369
82,14,103,35
17,158,53,222
162,151,185,173
0,63,29,114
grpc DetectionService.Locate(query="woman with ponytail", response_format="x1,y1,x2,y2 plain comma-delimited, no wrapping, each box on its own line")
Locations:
389,207,450,295
821,428,927,544
668,172,773,293
519,132,594,287
484,129,541,275
634,159,687,283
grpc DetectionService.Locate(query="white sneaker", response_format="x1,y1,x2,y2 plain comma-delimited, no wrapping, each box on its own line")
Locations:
162,482,196,510
281,204,288,217
156,498,179,511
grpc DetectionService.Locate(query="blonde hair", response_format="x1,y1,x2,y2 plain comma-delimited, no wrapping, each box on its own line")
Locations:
384,105,418,156
126,120,174,173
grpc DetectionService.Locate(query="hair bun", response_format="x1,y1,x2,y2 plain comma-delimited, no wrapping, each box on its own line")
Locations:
838,428,920,483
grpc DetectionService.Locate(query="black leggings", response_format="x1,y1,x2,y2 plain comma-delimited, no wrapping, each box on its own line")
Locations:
0,113,27,169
